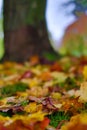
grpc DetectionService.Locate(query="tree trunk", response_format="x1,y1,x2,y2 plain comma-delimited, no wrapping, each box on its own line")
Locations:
3,0,55,62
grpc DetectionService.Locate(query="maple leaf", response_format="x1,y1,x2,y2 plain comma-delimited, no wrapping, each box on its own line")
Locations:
61,113,87,130
79,82,87,102
6,117,50,130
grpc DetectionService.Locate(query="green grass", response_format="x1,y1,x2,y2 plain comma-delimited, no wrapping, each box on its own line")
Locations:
48,111,70,128
0,82,29,98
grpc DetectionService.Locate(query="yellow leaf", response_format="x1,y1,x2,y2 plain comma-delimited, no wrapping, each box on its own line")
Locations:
83,66,87,79
28,78,39,88
61,113,87,130
24,102,42,113
24,102,37,113
13,111,47,124
79,82,87,102
51,92,61,99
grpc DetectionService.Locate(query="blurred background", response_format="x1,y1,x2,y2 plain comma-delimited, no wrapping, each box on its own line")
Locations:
0,0,87,61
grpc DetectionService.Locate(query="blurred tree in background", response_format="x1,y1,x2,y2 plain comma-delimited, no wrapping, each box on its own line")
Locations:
73,0,87,15
59,0,87,57
3,0,87,61
3,0,55,62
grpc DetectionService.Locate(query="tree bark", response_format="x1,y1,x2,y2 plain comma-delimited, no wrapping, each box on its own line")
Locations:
3,0,55,62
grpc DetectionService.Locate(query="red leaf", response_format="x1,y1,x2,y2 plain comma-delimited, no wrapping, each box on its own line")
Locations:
40,117,50,130
0,123,8,130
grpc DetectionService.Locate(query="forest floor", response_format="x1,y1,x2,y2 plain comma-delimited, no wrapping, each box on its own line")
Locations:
0,56,87,130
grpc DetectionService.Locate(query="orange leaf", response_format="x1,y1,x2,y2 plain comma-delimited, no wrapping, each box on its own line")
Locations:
61,114,87,130
0,123,8,130
39,71,52,81
50,62,62,72
40,117,50,130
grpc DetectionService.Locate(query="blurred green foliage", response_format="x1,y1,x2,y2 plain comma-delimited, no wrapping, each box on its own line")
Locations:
43,52,59,61
76,0,87,7
59,35,87,57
